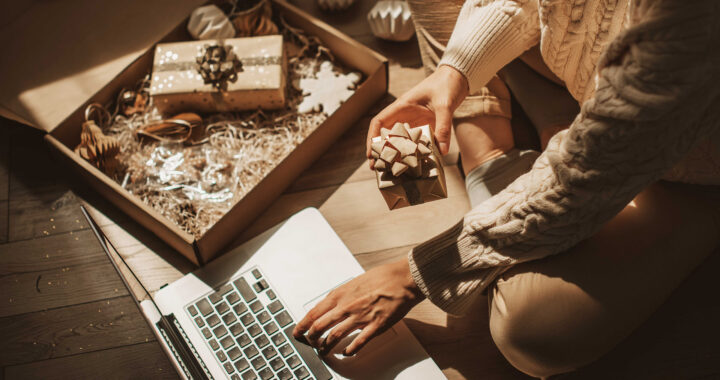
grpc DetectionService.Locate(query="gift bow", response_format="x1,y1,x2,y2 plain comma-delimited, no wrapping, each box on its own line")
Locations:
196,44,244,90
371,123,436,178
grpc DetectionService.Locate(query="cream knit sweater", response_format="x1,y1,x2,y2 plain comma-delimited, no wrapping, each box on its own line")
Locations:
408,0,720,315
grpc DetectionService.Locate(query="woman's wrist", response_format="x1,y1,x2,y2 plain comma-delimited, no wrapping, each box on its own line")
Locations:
436,64,470,101
392,259,425,302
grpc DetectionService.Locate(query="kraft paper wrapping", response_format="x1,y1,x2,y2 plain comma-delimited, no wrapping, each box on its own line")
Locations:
372,124,447,209
149,35,286,115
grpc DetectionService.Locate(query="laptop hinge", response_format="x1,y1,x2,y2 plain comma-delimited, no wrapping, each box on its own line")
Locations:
156,314,212,380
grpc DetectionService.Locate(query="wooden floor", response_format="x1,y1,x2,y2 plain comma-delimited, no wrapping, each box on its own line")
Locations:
2,3,720,380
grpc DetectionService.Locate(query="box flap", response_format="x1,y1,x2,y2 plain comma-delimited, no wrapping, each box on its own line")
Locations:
0,0,205,132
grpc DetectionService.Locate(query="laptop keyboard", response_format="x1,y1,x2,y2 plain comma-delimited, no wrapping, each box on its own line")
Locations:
186,268,332,380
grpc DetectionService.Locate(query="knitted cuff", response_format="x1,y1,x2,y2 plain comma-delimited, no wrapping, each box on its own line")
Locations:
408,220,509,315
439,3,535,94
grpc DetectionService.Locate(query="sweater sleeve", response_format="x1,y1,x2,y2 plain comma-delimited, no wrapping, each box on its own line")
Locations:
410,0,720,315
438,0,540,94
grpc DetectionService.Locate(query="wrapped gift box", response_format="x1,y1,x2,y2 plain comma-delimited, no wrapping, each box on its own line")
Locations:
149,35,286,115
34,0,388,265
372,124,447,209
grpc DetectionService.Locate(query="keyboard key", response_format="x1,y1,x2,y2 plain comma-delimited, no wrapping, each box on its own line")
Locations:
263,322,278,336
207,314,221,328
258,367,273,380
252,269,262,279
244,345,259,359
284,324,333,380
194,316,205,328
221,335,234,349
240,313,254,326
196,299,213,316
210,284,234,304
277,368,292,380
227,291,241,305
286,355,301,369
241,370,257,380
216,350,227,362
251,356,266,370
234,358,250,372
216,301,230,315
253,279,268,293
274,311,292,327
262,346,278,360
230,323,244,337
231,374,240,380
224,362,235,374
294,366,310,379
228,346,242,361
201,328,212,339
257,311,270,324
223,313,237,325
233,277,256,303
187,305,198,316
271,333,286,346
209,288,226,304
267,300,283,314
213,325,228,339
249,300,263,313
248,324,262,337
278,344,293,357
233,303,248,315
209,338,219,351
255,335,270,349
236,333,252,347
266,290,276,300
269,357,284,371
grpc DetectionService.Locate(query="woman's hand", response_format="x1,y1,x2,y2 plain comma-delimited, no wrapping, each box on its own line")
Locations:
292,259,425,356
367,65,469,164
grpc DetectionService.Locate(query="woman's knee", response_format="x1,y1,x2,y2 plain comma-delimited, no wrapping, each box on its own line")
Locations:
488,272,610,378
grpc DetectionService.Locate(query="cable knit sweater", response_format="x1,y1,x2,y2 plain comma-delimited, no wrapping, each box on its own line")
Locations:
408,0,720,315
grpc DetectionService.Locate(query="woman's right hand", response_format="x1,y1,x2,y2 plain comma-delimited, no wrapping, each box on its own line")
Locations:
366,65,469,166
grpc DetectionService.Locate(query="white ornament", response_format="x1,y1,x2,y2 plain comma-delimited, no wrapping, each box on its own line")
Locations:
367,0,415,42
187,5,236,40
317,0,355,11
294,61,361,115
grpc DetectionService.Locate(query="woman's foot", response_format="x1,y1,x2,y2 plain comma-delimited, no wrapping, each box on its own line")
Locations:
454,114,515,176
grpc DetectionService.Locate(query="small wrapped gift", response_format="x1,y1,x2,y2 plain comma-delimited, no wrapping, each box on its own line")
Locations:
372,123,447,209
149,35,286,115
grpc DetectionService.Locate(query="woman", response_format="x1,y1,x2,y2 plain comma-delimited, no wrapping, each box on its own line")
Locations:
294,0,720,377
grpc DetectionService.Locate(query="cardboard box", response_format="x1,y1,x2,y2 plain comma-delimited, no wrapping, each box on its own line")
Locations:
372,125,447,209
41,0,388,265
150,35,287,115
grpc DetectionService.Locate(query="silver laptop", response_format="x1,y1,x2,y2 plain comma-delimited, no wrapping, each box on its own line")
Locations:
83,206,446,380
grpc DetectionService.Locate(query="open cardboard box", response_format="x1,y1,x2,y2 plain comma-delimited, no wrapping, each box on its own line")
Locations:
41,0,388,265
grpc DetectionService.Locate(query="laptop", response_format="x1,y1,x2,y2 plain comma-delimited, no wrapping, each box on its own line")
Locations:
82,206,446,380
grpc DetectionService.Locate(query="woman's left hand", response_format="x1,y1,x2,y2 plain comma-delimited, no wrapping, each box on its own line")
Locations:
292,259,424,356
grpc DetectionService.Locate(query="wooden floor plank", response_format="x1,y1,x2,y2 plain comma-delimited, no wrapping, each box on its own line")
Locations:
7,190,88,242
0,259,127,318
0,122,9,201
235,165,470,254
7,127,68,203
0,296,155,367
3,342,176,380
0,229,103,275
0,201,7,244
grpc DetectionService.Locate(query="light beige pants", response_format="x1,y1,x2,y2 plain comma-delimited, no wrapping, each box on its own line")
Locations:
407,1,720,378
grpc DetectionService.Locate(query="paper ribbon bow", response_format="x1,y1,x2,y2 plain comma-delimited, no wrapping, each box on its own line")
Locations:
196,44,244,90
371,122,435,178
